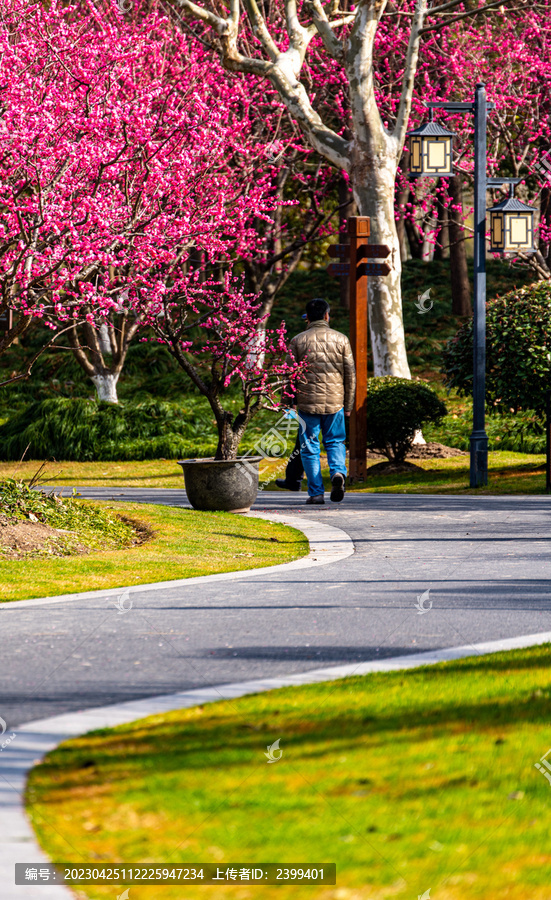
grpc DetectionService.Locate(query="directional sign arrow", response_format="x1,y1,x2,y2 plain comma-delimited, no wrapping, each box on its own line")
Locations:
327,244,350,260
327,262,350,278
357,262,391,277
328,243,391,260
360,244,391,259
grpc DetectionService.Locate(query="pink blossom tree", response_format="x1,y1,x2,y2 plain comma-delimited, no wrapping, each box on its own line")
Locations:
0,0,274,400
0,0,303,455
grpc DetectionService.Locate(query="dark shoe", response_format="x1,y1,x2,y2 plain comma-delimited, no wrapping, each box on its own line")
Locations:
305,494,325,505
275,478,301,492
330,473,346,502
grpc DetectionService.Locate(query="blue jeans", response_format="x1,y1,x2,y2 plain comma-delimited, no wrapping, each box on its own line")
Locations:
298,409,347,497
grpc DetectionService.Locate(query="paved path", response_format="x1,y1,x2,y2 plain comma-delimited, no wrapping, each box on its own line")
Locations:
2,490,551,728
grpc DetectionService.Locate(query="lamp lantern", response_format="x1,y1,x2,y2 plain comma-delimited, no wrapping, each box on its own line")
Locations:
489,185,536,254
407,110,456,177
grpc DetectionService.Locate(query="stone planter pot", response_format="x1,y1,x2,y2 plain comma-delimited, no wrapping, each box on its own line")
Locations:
178,456,262,513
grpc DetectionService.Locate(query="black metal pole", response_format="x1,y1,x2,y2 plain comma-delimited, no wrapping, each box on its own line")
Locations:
470,83,489,487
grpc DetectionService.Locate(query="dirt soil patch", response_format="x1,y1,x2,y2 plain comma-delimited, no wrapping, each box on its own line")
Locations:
0,512,151,560
0,513,85,558
366,441,465,462
366,460,425,476
407,441,466,459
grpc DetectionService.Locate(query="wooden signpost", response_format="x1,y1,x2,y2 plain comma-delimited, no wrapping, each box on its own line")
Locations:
327,217,392,481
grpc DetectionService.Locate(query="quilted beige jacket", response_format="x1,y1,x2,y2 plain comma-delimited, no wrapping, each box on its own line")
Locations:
288,321,356,414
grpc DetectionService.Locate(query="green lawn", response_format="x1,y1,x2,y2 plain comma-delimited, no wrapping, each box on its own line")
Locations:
353,451,549,495
1,450,549,495
0,501,308,602
0,459,191,489
27,645,551,899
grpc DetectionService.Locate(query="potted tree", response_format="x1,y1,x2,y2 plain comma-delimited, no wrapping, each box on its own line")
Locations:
145,274,303,512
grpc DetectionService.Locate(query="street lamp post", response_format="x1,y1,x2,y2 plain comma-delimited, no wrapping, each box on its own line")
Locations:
408,83,535,488
471,83,490,488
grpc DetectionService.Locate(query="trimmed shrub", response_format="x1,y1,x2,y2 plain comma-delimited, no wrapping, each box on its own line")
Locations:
366,377,447,462
442,281,551,415
0,397,216,461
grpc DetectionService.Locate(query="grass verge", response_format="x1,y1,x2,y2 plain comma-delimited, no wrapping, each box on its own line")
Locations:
27,644,551,899
353,452,549,494
354,451,548,494
0,501,308,602
0,460,190,489
1,451,549,494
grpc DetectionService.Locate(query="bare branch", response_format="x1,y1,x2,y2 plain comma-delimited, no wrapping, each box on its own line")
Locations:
284,0,314,52
0,309,32,356
518,249,551,281
174,0,350,168
394,0,427,152
241,0,280,60
0,322,84,388
419,0,527,34
306,0,347,60
175,0,229,33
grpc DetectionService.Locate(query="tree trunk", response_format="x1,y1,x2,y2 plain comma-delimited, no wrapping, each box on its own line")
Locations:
351,160,411,378
395,155,411,264
245,323,266,371
91,372,120,403
338,174,355,309
433,181,449,261
404,189,423,260
396,210,409,264
97,322,111,355
215,414,241,460
421,200,437,261
447,175,472,317
68,311,142,404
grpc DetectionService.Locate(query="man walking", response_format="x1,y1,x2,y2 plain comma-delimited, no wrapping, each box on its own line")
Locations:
287,298,356,504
